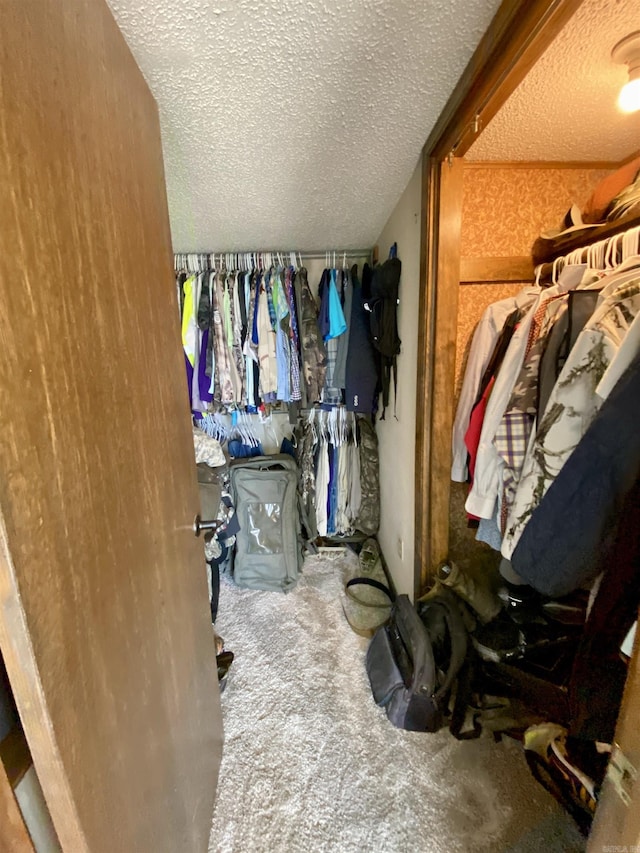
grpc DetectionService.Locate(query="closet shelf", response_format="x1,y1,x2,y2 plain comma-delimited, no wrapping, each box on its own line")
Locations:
532,209,640,266
460,256,534,284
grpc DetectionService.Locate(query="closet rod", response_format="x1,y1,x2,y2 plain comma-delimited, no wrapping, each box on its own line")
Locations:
292,249,372,260
176,249,373,260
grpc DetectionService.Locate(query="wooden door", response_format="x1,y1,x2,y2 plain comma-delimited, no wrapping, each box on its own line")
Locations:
0,1,223,851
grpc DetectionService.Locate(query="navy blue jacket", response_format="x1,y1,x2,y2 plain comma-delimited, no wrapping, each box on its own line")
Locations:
511,349,640,597
345,266,378,415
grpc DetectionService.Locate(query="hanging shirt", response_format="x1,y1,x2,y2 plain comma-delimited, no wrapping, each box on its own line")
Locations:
345,266,378,415
285,267,302,402
273,270,291,402
297,268,327,405
333,269,353,390
327,269,347,340
257,276,278,399
194,272,213,404
212,272,235,405
336,443,350,535
510,340,640,598
197,328,213,404
322,337,342,407
181,274,198,410
493,293,569,530
317,269,331,341
205,272,216,387
327,443,339,535
451,286,539,482
228,272,246,405
244,273,258,410
348,440,362,524
464,265,592,520
251,272,261,349
190,272,205,413
503,272,640,559
182,275,198,367
315,441,330,537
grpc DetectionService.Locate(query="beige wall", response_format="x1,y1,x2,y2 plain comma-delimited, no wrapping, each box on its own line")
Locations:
374,157,422,598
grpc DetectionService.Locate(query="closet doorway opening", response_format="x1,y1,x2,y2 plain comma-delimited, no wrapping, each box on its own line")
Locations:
414,0,640,846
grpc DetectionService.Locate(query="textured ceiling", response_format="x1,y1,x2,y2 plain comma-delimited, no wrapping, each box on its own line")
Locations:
106,0,501,252
468,0,640,162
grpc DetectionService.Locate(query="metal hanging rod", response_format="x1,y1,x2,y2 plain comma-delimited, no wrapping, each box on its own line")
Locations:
293,250,372,260
176,249,372,258
173,248,373,273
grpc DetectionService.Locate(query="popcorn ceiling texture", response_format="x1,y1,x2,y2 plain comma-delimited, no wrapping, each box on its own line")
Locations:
468,0,640,162
105,0,501,252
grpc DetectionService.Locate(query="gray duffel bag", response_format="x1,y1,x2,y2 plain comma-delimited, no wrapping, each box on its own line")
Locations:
229,454,303,592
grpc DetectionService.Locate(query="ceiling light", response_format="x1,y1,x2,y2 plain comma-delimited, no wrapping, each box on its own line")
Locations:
612,31,640,113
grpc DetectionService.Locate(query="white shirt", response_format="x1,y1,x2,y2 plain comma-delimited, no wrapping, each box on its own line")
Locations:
451,286,540,482
596,308,640,402
465,265,588,520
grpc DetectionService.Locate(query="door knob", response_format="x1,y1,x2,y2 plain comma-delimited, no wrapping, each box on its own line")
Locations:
193,514,223,537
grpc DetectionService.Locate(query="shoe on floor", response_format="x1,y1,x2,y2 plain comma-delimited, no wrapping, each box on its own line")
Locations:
524,723,598,833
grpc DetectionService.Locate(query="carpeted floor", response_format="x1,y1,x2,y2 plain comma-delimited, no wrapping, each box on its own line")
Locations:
209,551,585,853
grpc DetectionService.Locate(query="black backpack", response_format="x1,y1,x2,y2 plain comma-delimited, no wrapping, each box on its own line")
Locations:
366,248,401,419
417,588,482,740
365,588,481,738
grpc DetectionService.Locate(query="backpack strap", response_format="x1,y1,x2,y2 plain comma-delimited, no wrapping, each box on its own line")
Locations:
392,357,398,420
422,588,482,739
427,594,467,704
449,654,482,740
379,356,399,421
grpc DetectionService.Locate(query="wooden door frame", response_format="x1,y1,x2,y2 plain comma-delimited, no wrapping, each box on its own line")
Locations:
414,0,584,595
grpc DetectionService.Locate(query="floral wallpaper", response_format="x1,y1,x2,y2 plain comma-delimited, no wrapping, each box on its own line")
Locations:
461,166,613,257
454,283,524,402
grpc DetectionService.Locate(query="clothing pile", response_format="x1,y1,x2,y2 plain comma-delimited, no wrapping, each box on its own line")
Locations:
176,259,380,418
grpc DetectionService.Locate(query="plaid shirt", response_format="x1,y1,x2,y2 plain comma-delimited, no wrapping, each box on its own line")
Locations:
494,294,568,531
322,337,342,406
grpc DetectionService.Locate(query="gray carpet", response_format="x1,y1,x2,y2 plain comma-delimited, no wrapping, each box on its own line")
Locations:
209,551,585,853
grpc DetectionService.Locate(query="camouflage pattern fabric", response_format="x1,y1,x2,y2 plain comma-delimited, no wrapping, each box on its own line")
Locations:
354,415,379,535
295,268,327,405
294,419,318,540
503,279,640,559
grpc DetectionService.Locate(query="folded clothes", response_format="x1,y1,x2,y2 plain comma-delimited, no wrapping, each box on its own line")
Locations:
228,439,264,458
